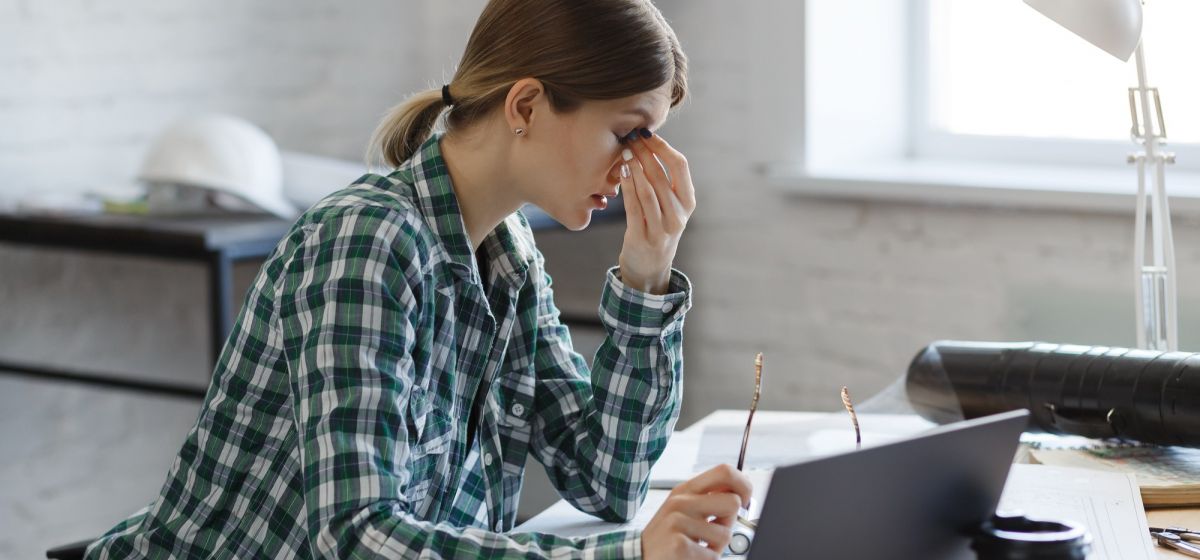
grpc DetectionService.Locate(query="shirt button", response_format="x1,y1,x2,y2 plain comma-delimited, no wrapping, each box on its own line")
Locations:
484,453,494,466
661,301,674,313
511,403,525,417
659,373,671,387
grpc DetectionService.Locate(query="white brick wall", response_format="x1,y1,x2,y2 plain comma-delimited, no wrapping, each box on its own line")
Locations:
0,0,479,200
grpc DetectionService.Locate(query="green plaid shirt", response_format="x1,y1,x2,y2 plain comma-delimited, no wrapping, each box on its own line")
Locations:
85,131,692,559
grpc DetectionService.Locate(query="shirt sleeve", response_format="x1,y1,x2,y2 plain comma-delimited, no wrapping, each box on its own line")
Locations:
277,206,643,559
528,247,693,523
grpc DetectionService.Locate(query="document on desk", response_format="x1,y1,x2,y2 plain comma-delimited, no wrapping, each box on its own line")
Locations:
513,491,671,539
999,464,1154,560
515,471,772,539
691,413,933,472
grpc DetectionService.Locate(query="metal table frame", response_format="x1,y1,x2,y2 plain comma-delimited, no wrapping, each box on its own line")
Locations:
0,211,291,397
0,201,618,398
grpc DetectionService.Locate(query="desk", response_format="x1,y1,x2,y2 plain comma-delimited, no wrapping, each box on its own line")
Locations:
516,410,1200,559
0,200,623,396
0,210,290,396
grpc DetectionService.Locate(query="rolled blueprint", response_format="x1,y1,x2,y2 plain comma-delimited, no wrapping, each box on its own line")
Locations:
905,340,1200,447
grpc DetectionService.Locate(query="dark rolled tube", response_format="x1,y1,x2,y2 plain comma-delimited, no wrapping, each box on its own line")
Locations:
905,340,1200,447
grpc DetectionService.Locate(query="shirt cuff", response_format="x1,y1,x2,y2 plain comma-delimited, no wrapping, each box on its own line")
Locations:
599,266,693,338
580,529,643,559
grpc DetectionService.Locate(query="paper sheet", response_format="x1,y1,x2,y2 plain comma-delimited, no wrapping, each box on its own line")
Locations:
515,472,771,539
998,464,1155,560
692,413,933,472
513,490,671,539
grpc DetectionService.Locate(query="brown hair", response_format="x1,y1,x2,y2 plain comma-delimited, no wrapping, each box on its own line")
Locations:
366,0,689,168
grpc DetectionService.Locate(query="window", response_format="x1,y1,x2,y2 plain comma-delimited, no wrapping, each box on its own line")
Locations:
915,0,1200,170
785,0,1200,209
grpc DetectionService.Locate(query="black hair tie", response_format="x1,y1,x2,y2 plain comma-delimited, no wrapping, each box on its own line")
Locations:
441,84,454,107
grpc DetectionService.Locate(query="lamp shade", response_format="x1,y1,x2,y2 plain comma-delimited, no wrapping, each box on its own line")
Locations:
1024,0,1143,61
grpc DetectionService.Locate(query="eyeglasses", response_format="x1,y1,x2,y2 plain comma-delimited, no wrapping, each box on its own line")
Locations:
735,352,764,531
841,386,861,450
737,361,864,469
737,352,764,471
735,373,864,534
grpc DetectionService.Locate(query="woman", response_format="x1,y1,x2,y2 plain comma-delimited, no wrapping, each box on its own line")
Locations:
86,0,750,558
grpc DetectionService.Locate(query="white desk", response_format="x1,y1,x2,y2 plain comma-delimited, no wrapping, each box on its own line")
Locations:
515,410,1195,559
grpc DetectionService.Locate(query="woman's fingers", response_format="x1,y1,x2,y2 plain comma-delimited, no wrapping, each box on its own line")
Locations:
643,488,744,559
618,160,645,236
634,132,696,212
627,135,691,232
665,511,735,553
673,464,753,509
626,134,672,191
630,155,664,234
675,492,742,527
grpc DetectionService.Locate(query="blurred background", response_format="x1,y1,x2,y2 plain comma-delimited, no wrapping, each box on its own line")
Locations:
5,0,1200,557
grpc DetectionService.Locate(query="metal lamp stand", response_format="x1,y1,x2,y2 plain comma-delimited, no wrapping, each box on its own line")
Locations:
1128,41,1178,350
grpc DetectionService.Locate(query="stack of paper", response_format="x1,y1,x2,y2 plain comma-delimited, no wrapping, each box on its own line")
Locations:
1021,432,1200,507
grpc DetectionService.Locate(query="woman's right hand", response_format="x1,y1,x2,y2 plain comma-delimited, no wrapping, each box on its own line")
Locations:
641,464,754,559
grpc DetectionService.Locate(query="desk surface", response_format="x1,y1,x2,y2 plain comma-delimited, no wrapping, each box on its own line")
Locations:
0,210,291,255
0,200,623,255
517,410,1199,559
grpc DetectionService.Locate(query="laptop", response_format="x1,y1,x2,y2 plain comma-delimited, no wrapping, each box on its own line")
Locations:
745,409,1030,560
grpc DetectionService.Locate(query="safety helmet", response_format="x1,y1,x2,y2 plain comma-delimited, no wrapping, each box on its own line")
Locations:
138,113,297,219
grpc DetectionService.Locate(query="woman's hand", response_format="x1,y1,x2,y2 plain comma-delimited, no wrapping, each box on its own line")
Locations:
641,464,753,559
616,129,697,295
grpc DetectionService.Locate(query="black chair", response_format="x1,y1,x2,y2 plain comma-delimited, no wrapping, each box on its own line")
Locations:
45,538,94,559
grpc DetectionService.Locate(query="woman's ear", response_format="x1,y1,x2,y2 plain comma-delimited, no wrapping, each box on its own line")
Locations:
504,78,543,132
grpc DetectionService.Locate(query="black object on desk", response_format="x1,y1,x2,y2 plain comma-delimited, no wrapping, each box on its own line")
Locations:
906,340,1200,448
972,512,1092,560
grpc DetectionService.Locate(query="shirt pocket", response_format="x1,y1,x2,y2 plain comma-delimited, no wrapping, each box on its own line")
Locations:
406,386,453,459
404,387,453,511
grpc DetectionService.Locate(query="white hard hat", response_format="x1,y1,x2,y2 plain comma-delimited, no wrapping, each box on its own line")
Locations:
138,113,297,219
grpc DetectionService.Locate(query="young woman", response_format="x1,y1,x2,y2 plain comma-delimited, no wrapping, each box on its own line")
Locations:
85,0,750,558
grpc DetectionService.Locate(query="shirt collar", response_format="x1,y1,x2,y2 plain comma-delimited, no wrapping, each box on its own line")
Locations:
391,130,534,291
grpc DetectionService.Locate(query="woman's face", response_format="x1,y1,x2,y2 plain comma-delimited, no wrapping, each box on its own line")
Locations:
516,82,672,231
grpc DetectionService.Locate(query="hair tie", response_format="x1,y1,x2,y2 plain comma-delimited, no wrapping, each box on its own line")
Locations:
441,84,455,107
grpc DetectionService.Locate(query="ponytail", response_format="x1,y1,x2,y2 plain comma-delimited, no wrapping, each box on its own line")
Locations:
366,88,448,169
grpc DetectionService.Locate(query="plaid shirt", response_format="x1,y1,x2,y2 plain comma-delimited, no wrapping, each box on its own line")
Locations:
85,130,692,559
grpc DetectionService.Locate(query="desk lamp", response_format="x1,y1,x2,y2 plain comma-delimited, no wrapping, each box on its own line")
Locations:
1024,0,1178,350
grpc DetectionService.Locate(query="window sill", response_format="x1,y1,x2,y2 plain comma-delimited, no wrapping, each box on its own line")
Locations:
768,158,1200,215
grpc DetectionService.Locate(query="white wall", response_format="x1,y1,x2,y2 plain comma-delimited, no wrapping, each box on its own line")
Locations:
0,0,479,202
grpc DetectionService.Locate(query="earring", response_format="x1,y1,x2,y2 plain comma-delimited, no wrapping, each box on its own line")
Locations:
513,127,526,136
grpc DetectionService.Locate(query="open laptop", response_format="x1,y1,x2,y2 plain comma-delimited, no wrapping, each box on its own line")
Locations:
745,409,1030,560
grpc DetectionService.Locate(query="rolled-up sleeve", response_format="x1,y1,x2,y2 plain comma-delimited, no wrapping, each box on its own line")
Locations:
530,251,693,523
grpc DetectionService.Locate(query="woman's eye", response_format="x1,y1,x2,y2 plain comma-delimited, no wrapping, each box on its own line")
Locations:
615,130,633,142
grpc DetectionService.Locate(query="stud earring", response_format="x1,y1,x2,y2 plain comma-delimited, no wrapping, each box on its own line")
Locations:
513,128,526,136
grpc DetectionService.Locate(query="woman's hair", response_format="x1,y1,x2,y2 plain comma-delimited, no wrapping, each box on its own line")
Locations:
366,0,689,168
